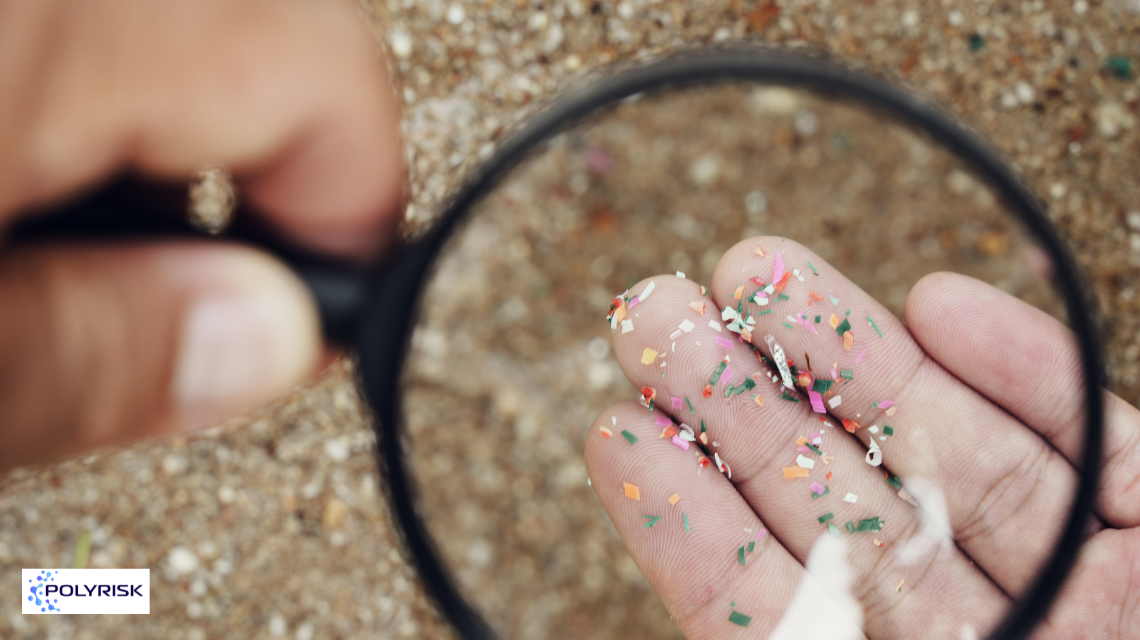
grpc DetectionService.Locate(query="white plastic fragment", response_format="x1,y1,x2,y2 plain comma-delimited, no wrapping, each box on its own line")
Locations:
828,395,842,409
678,319,695,332
640,281,656,302
843,493,858,504
676,271,686,279
621,319,634,334
868,425,879,434
865,437,882,467
796,454,816,469
764,334,796,389
709,321,722,332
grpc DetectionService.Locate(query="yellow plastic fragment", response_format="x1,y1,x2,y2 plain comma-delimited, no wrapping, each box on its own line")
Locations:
624,482,641,500
641,348,658,364
668,493,681,505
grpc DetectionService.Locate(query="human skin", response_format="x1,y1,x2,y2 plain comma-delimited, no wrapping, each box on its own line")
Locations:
587,237,1140,639
0,0,403,472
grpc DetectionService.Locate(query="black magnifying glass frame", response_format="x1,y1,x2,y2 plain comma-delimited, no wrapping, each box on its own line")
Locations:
9,45,1104,640
355,47,1105,640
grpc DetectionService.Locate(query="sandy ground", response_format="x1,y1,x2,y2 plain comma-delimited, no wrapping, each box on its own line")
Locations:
2,1,1138,639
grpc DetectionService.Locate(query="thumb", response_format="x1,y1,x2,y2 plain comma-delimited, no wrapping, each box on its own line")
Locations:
0,241,320,472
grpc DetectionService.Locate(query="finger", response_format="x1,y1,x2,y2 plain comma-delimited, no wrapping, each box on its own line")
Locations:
1,0,403,258
906,272,1140,527
0,241,320,472
709,237,1091,596
609,276,1007,638
586,401,857,639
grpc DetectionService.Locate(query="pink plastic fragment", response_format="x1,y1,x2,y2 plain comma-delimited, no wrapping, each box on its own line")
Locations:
715,337,733,349
628,296,640,309
856,348,868,364
757,528,768,540
797,445,811,453
671,434,690,451
773,251,785,283
796,315,820,335
721,365,733,386
809,481,826,495
812,433,822,445
671,397,683,411
655,415,672,427
808,390,827,414
878,400,894,409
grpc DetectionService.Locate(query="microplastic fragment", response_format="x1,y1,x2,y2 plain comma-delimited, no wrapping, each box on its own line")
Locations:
733,285,744,300
683,513,690,534
709,321,722,332
868,316,884,338
845,521,856,534
775,293,790,302
783,467,810,478
672,396,683,411
796,454,815,469
818,512,835,524
813,379,833,393
828,522,842,538
690,301,706,315
679,319,695,332
883,426,895,436
842,418,860,433
729,611,752,627
856,348,868,364
755,244,766,257
809,481,826,494
897,579,905,592
621,430,639,444
829,314,840,329
669,493,681,505
624,483,640,500
753,395,765,407
808,262,819,275
628,297,640,310
782,322,793,330
885,407,897,417
640,281,656,302
856,517,884,532
655,415,672,427
808,390,827,413
812,487,830,499
641,348,658,364
878,400,894,409
828,395,842,409
671,435,689,451
843,493,858,504
843,331,854,351
599,426,612,438
756,309,773,316
764,334,795,389
868,425,879,434
738,546,746,566
715,337,733,349
865,448,883,467
660,425,678,439
758,528,767,539
721,365,733,386
710,361,728,385
747,541,755,553
773,251,785,282
829,296,840,305
686,397,695,413
840,369,854,380
836,318,851,337
621,319,634,334
885,475,902,489
815,315,821,323
676,271,686,279
644,515,663,528
778,392,801,403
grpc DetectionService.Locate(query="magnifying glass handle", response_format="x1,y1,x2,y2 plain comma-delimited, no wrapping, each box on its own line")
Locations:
4,175,369,347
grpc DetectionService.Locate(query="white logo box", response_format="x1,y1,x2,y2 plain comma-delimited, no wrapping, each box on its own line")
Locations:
22,569,150,614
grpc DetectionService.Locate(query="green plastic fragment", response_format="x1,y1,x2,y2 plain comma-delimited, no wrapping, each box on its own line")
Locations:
648,399,654,411
814,315,821,323
883,426,895,436
747,541,755,553
776,293,791,302
969,33,985,50
806,442,823,456
840,369,854,380
1106,56,1133,80
683,513,690,534
867,315,883,338
782,321,794,330
835,318,851,336
621,430,638,444
856,517,884,532
710,361,728,385
744,377,756,390
701,420,706,433
846,309,851,316
818,512,835,524
756,309,773,316
828,522,842,538
808,261,819,275
644,515,663,528
845,521,856,534
812,379,833,393
811,486,830,499
737,299,745,314
728,611,752,628
778,392,801,403
886,475,902,489
738,546,746,566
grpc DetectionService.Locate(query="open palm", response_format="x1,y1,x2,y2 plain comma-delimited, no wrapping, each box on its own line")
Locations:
586,236,1140,639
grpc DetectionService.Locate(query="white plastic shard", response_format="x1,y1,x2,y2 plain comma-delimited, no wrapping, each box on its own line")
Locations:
828,395,842,409
843,492,858,503
796,454,816,469
676,271,686,279
621,319,634,334
639,280,656,302
709,321,722,332
865,436,882,467
721,306,740,322
764,334,796,389
678,319,695,332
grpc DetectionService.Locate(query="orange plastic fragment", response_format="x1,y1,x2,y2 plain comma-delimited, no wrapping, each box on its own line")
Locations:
660,425,679,439
885,407,897,417
809,291,825,302
782,467,810,478
826,471,833,480
701,385,713,398
599,426,613,438
796,372,813,387
700,286,707,295
690,301,706,315
699,432,709,445
753,395,764,407
873,538,884,548
843,331,854,351
773,271,793,293
732,285,744,300
624,482,641,500
796,436,807,446
668,493,681,505
829,314,840,329
842,418,860,433
754,244,766,257
697,456,711,469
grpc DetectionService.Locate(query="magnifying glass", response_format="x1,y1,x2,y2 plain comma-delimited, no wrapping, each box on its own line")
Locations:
13,47,1104,640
